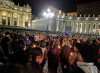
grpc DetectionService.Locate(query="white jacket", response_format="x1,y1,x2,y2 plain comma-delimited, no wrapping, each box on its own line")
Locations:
77,61,98,73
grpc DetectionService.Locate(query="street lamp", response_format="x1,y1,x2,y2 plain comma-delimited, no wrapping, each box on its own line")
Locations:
93,29,95,32
43,8,55,18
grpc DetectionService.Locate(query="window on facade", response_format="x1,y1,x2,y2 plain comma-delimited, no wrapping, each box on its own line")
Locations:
14,18,17,25
2,11,7,25
93,24,95,32
2,19,6,25
25,22,28,27
8,17,10,25
2,16,6,25
25,20,28,27
14,21,17,25
13,13,18,26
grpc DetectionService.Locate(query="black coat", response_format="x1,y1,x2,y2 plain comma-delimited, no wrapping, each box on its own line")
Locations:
68,67,85,73
26,61,43,73
10,50,28,66
0,64,26,73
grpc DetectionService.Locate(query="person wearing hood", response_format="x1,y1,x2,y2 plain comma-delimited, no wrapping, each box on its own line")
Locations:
68,43,99,73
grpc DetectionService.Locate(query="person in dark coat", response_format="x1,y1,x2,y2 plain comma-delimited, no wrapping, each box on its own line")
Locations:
0,47,7,64
60,39,72,73
10,36,19,53
39,40,47,69
26,47,43,73
0,64,26,73
10,40,28,67
96,38,100,70
48,40,61,73
0,36,13,58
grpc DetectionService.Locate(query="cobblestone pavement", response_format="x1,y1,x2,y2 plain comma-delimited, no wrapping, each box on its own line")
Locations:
43,61,63,73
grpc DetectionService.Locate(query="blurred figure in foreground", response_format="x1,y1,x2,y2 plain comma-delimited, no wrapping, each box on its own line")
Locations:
48,40,61,73
26,47,43,73
68,43,98,73
60,39,72,73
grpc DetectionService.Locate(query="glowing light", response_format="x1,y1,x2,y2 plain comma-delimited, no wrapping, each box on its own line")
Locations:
58,45,61,48
70,45,72,48
86,18,88,20
15,8,17,9
70,52,73,56
95,18,98,20
66,31,71,34
26,17,28,20
20,9,22,11
62,16,64,18
77,17,80,20
28,23,30,27
57,28,58,31
43,9,55,18
69,17,72,19
3,17,6,19
2,11,7,16
93,29,95,32
43,12,47,17
58,15,59,18
51,13,54,18
46,14,49,18
33,45,36,47
98,29,100,32
47,8,50,12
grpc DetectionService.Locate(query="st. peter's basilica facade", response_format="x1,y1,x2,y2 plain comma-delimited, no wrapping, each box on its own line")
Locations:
0,0,32,30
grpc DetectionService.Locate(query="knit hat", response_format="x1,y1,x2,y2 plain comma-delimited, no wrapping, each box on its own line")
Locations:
77,43,98,62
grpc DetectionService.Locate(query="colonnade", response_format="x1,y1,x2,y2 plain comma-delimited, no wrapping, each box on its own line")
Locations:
56,20,100,35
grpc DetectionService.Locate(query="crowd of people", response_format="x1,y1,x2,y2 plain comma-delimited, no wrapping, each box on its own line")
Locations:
0,31,100,73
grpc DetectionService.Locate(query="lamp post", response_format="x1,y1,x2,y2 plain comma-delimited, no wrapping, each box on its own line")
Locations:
43,8,55,18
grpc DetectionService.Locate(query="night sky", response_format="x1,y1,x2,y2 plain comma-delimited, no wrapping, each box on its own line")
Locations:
12,0,99,16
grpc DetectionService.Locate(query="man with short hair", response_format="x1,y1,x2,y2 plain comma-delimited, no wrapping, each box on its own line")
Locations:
26,47,43,73
39,40,47,69
68,43,98,73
